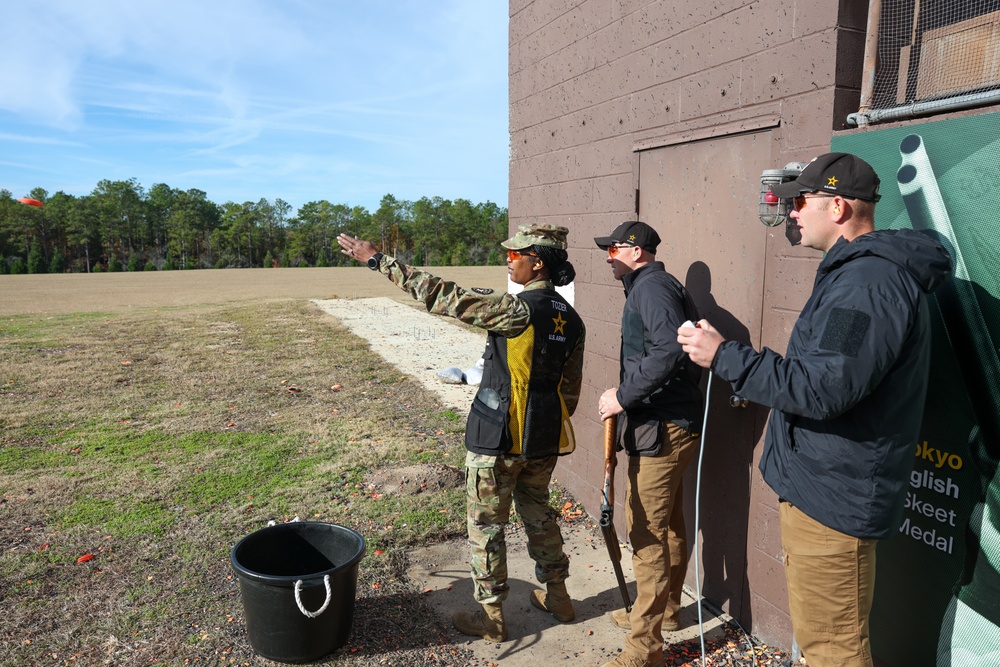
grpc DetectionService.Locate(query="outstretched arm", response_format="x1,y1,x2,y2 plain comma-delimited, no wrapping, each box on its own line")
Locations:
336,234,529,337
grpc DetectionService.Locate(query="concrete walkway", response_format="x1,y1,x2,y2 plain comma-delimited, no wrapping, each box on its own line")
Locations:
408,521,730,667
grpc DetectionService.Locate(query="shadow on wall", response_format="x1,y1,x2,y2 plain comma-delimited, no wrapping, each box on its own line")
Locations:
683,260,766,629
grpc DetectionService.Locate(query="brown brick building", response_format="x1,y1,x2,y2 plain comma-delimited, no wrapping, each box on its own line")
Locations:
508,0,1000,653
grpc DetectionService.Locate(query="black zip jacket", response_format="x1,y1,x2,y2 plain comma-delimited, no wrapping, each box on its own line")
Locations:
616,262,702,443
713,229,952,539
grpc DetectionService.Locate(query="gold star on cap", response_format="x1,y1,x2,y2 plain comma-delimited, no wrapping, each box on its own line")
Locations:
552,312,567,335
628,234,636,241
827,176,838,187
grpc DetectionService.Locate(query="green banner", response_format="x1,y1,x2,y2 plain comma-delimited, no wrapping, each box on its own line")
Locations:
833,112,1000,666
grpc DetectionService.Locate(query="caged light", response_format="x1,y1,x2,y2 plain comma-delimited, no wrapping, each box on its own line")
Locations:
757,165,805,227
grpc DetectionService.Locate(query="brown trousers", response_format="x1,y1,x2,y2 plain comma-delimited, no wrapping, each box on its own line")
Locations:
781,501,877,667
623,422,698,660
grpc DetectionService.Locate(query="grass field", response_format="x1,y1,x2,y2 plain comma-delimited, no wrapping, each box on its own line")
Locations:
0,266,507,666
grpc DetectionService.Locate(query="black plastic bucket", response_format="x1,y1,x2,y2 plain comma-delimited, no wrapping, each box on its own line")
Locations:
230,522,366,663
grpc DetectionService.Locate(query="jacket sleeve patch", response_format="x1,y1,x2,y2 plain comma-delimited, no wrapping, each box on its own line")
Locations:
471,287,494,295
819,308,870,358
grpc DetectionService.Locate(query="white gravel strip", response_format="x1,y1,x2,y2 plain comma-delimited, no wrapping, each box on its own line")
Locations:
312,297,487,414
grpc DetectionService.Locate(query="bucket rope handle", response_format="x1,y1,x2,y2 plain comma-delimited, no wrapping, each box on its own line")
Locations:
294,575,332,618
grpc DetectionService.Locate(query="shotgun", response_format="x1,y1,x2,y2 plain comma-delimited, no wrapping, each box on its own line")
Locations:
599,414,631,612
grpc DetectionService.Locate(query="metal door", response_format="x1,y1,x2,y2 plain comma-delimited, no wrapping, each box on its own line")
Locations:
638,130,777,630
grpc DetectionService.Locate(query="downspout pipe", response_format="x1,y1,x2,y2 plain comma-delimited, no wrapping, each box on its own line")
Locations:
857,0,881,115
848,88,1000,126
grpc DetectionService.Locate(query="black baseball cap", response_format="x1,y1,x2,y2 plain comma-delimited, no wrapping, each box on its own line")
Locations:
770,152,882,203
594,220,661,254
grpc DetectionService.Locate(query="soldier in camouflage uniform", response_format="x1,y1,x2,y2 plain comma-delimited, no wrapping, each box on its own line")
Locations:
337,225,585,642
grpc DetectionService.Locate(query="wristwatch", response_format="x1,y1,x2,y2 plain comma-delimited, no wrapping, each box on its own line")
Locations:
367,253,383,271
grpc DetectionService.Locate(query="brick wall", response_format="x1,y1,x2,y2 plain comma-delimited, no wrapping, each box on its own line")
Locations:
508,0,869,647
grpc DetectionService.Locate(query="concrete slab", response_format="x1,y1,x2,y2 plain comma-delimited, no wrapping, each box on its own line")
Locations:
408,520,730,666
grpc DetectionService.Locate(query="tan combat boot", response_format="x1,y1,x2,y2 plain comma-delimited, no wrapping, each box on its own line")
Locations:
452,602,507,642
610,607,630,629
529,581,575,622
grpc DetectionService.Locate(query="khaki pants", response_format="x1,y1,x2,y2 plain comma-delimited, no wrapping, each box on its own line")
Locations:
623,423,698,660
780,501,877,667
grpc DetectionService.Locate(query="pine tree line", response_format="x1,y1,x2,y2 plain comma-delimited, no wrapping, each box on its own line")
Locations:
0,179,509,274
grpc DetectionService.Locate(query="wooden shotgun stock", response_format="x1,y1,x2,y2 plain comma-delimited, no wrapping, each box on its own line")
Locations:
599,415,632,612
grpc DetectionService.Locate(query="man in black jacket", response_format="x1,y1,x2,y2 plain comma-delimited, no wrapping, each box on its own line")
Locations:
679,153,952,667
595,221,703,667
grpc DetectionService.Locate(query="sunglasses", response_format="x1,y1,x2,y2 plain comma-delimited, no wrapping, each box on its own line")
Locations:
792,193,835,211
507,249,538,262
607,244,634,258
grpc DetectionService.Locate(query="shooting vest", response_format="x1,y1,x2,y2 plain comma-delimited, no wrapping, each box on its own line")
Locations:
465,288,583,459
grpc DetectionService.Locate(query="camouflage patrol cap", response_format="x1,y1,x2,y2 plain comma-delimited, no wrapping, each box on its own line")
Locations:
500,224,570,250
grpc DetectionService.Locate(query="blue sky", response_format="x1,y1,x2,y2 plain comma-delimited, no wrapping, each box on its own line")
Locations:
0,1,509,213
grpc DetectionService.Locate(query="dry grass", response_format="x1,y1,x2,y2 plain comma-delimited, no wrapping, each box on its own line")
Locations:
0,267,505,667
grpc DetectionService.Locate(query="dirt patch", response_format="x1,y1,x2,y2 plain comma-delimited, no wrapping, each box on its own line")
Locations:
365,463,465,497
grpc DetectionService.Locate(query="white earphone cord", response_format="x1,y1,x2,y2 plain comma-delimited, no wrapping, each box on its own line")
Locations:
692,370,757,666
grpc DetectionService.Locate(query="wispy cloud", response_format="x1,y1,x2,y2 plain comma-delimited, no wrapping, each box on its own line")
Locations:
0,0,509,209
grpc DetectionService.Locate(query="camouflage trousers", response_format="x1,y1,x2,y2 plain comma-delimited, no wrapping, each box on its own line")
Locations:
465,451,570,604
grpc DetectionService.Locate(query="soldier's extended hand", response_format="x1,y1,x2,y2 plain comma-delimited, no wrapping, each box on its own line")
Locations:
678,319,724,369
337,234,378,263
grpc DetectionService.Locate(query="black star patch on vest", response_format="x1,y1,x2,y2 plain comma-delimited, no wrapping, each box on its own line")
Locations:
471,287,495,295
